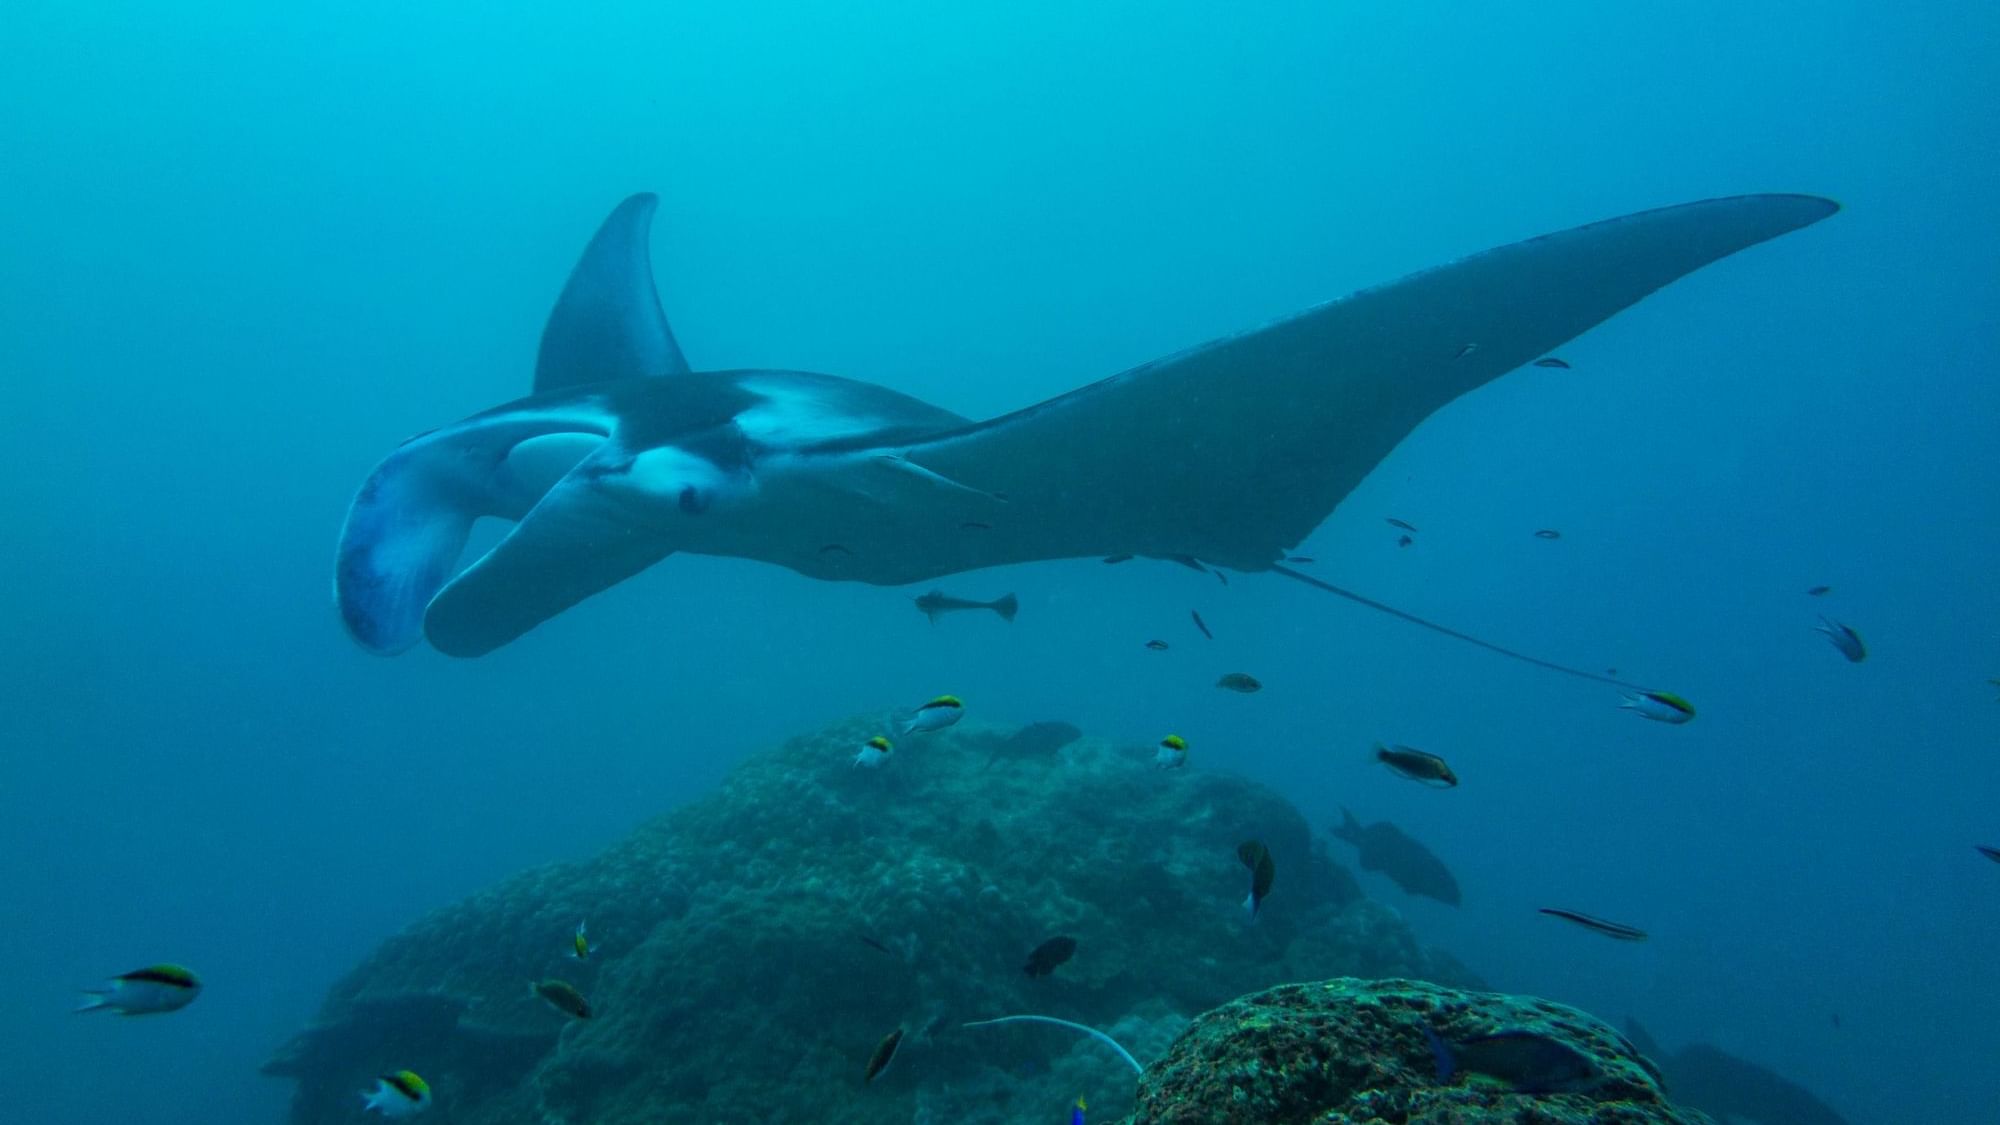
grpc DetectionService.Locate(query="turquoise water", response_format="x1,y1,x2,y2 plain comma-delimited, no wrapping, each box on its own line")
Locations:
3,2,1995,1121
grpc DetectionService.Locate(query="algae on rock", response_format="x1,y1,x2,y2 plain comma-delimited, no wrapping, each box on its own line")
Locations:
267,717,1473,1124
1125,976,1712,1125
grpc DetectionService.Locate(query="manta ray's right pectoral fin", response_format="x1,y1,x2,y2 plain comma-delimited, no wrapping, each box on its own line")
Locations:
422,446,678,658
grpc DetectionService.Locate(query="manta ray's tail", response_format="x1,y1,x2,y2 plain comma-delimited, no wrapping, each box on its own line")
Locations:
1269,563,1642,690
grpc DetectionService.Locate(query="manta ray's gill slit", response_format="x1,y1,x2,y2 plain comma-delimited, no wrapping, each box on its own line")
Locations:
1267,563,1644,691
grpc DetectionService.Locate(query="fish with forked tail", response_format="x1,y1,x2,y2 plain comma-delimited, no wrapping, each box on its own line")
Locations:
1331,809,1460,905
1237,841,1275,918
915,590,1018,623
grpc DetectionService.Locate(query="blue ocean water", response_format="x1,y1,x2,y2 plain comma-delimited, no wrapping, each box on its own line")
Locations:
2,2,1995,1122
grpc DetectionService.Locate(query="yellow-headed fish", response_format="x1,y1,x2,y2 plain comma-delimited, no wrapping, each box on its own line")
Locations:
852,735,894,768
1155,734,1188,770
74,964,202,1015
897,696,964,734
566,920,598,961
361,1070,431,1117
1619,690,1696,724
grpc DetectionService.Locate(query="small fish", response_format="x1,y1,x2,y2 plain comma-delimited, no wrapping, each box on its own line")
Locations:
1155,734,1188,770
858,934,894,956
75,964,202,1015
864,1026,904,1084
1386,518,1418,532
1072,1096,1087,1125
361,1070,431,1118
1532,356,1571,369
1376,744,1457,788
1237,840,1275,919
1023,935,1077,977
1423,1025,1596,1093
1806,585,1831,596
1102,554,1133,564
1619,690,1696,724
897,696,964,734
1814,616,1866,663
1143,639,1169,651
1285,555,1314,564
1216,672,1262,693
566,920,598,961
914,590,1018,623
1191,610,1213,639
1976,845,2000,864
1454,342,1478,359
852,734,894,769
1533,528,1562,540
1538,907,1648,941
1397,534,1413,548
529,978,592,1020
1214,569,1229,586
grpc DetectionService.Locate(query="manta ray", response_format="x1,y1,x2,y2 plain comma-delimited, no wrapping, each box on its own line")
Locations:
335,192,1836,662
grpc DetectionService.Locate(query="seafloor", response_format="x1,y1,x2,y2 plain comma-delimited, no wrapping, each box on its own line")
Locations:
265,716,1708,1124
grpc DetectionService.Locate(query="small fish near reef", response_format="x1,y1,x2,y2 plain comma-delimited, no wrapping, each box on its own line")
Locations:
1532,356,1571,369
1376,744,1457,788
1619,690,1695,724
1190,609,1214,640
896,695,964,734
1156,734,1188,770
1976,845,2000,865
864,1026,904,1084
530,978,592,1020
1423,1025,1598,1094
1216,672,1262,693
1806,584,1831,596
75,964,203,1015
566,920,598,961
1332,808,1462,905
914,589,1018,623
1024,935,1078,978
1813,616,1866,662
852,734,894,768
1143,639,1170,651
1539,907,1648,941
1072,1096,1087,1125
1386,518,1418,532
1533,528,1562,540
1237,840,1276,919
1398,534,1414,548
361,1070,431,1118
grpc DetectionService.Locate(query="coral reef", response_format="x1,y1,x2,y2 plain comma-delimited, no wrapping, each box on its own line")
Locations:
266,716,1474,1123
1125,977,1712,1124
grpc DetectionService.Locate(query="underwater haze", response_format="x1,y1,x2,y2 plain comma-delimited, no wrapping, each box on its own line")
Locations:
3,1,1996,1122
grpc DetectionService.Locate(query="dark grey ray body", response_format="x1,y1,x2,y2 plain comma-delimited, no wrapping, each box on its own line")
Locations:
333,192,1838,658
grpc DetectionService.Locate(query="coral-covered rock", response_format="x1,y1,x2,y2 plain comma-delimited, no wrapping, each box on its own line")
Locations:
1126,977,1710,1124
266,718,1474,1124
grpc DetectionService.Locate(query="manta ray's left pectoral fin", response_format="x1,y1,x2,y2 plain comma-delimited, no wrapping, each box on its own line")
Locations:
424,448,677,657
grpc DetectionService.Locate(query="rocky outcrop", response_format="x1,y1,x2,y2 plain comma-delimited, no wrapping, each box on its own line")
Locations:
266,716,1473,1124
1126,977,1710,1124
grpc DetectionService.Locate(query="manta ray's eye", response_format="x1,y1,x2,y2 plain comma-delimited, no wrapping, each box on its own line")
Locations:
678,485,709,514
